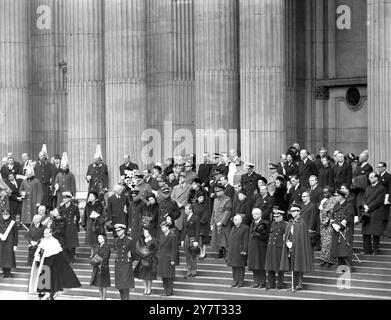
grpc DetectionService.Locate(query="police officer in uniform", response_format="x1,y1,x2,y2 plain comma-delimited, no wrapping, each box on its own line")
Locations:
113,224,136,300
59,192,80,263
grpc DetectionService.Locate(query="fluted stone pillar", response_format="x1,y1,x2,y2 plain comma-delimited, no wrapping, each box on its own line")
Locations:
0,0,30,158
368,0,391,164
239,0,286,176
147,0,195,164
30,0,67,157
104,0,147,186
194,0,239,157
65,0,105,193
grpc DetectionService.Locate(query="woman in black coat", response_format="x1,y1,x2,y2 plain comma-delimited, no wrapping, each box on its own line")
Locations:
134,228,158,295
90,233,111,300
273,177,288,218
83,192,105,258
145,194,159,238
192,191,211,259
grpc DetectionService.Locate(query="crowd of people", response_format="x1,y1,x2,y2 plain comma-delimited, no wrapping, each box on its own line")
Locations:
0,142,390,299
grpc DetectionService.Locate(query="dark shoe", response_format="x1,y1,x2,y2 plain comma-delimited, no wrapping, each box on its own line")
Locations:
251,284,260,288
266,286,275,290
294,286,303,291
373,251,380,256
190,274,197,278
230,283,238,288
259,284,266,289
237,283,244,288
287,287,296,292
160,293,167,296
320,261,327,267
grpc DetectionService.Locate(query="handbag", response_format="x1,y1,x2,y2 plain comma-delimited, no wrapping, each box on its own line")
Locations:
142,257,152,268
90,253,103,268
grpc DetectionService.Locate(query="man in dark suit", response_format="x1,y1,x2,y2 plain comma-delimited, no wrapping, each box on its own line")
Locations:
6,153,21,177
241,162,261,198
253,185,274,221
276,154,288,178
286,175,304,206
51,154,62,209
35,149,55,211
5,173,22,220
334,152,353,190
298,150,318,189
377,162,391,233
301,191,319,255
197,153,213,188
119,155,139,181
181,204,200,277
309,175,323,207
106,185,130,234
226,214,249,288
219,175,235,200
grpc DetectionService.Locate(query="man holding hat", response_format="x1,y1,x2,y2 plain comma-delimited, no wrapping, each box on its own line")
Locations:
265,207,288,290
211,184,232,259
280,204,314,291
241,162,262,198
181,204,200,278
35,145,55,211
330,189,355,269
59,192,80,263
158,221,178,296
107,184,130,235
86,144,108,197
113,224,136,300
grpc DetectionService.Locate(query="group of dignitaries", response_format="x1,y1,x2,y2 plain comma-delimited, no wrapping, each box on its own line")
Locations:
0,142,391,298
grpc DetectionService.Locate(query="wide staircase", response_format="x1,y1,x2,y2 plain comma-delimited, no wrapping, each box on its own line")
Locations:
0,226,391,300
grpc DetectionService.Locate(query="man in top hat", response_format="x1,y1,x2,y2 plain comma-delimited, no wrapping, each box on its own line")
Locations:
119,155,139,182
226,214,249,288
59,191,80,263
107,184,130,235
86,144,108,197
197,153,213,188
181,204,200,278
241,162,262,198
157,221,178,296
35,145,55,211
113,223,136,300
171,172,191,237
20,166,43,225
248,208,270,288
128,189,148,241
54,153,76,208
211,184,232,259
265,207,288,290
280,204,314,291
330,188,355,270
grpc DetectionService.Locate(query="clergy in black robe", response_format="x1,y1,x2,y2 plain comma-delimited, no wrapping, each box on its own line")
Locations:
280,205,314,291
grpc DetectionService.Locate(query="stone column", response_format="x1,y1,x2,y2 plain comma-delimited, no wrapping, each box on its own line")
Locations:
0,0,30,158
368,0,391,164
104,0,147,186
65,0,105,193
30,0,67,157
239,0,286,176
147,0,195,164
194,0,239,157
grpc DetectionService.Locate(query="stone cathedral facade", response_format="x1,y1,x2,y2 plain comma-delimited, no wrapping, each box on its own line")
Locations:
0,0,390,192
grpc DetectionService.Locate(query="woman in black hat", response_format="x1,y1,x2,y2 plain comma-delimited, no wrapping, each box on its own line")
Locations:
134,227,158,295
82,191,105,258
90,233,111,299
192,190,210,259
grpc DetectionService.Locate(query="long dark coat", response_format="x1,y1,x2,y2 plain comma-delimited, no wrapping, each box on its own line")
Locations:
86,162,109,193
280,216,314,273
90,243,111,288
234,198,252,226
318,165,335,189
128,199,149,241
83,201,105,247
157,231,177,279
34,160,55,207
25,223,44,265
361,183,387,236
193,201,211,238
248,219,269,270
145,203,159,238
333,162,353,190
330,200,354,258
59,203,80,249
114,235,136,289
134,237,158,281
0,219,18,268
273,186,288,213
106,194,129,227
51,216,66,248
253,194,274,221
6,179,22,218
20,177,43,224
241,172,262,198
265,220,288,271
298,159,318,189
54,171,76,208
227,223,249,267
211,195,232,251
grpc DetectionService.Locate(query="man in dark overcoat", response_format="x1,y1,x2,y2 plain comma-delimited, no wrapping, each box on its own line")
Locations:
106,184,130,234
0,210,18,278
265,209,287,290
253,185,274,222
330,189,355,269
20,166,43,225
128,189,149,241
86,150,109,196
297,150,318,189
114,224,136,300
181,204,200,277
25,214,44,265
286,175,304,206
226,214,249,287
35,149,55,211
248,208,270,288
333,153,353,190
5,173,22,220
158,222,178,296
360,172,387,255
59,192,80,263
301,191,319,255
119,155,139,181
241,163,262,198
197,153,213,188
280,205,314,291
377,162,391,235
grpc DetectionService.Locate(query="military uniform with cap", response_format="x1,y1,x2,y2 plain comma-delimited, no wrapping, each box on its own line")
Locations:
59,192,80,262
113,224,136,300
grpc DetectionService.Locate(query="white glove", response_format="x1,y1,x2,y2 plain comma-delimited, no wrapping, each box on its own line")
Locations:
332,223,341,232
193,242,199,247
13,246,17,251
286,241,292,249
341,220,347,227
